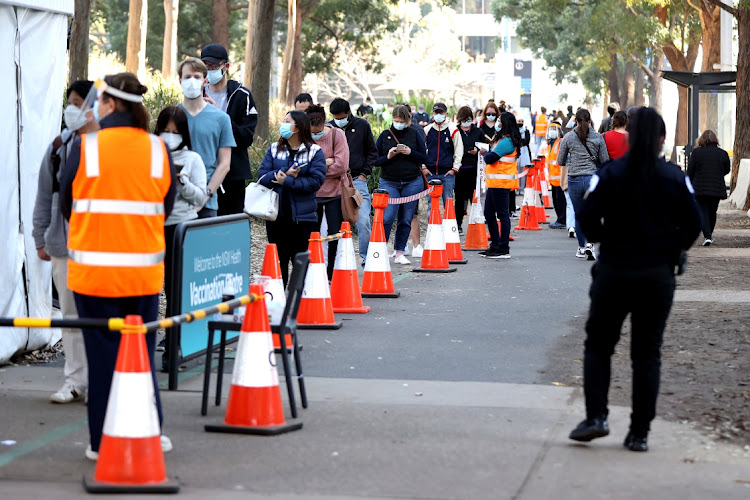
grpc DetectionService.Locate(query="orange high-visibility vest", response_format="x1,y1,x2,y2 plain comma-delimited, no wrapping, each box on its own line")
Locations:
535,114,548,137
486,150,519,189
547,139,562,187
67,128,172,298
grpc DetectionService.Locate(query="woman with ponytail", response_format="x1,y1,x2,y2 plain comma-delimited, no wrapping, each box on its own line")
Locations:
557,108,609,260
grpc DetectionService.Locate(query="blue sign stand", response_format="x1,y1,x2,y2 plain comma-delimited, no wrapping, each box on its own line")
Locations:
168,214,251,390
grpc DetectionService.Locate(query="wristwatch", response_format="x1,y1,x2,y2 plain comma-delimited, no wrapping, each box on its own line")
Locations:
206,187,213,198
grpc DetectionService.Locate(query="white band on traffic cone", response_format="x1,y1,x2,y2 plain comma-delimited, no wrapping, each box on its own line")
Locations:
232,331,279,388
302,262,331,299
443,218,461,244
468,201,486,224
334,237,358,271
264,278,286,306
364,241,391,272
102,372,160,438
424,223,446,251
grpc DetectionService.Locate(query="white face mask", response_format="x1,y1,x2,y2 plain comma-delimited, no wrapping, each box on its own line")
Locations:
160,132,183,151
433,113,446,124
181,78,203,99
393,121,407,131
63,104,88,132
461,120,473,128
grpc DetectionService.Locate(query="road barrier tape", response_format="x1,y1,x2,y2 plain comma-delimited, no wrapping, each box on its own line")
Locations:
388,186,435,205
309,229,351,242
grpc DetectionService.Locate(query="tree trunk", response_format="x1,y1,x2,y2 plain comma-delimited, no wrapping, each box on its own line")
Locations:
650,51,664,112
162,0,179,78
607,53,621,111
125,0,148,79
249,0,276,142
634,65,645,107
623,60,635,109
280,0,303,105
698,2,722,132
244,0,256,88
68,0,90,82
731,7,750,209
212,0,230,49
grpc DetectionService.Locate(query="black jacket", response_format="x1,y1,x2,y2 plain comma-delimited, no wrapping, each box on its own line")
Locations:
458,125,484,167
413,111,431,126
580,156,701,268
687,144,730,199
224,79,258,181
375,126,427,182
329,115,377,178
479,123,498,145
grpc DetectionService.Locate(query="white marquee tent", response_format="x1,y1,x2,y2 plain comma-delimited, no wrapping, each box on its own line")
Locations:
0,0,73,363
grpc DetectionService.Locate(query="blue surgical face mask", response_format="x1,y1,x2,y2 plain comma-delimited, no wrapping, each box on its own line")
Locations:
485,114,496,122
312,130,325,140
206,67,225,85
93,100,101,123
433,113,446,124
393,121,407,131
279,123,295,140
334,117,349,128
461,120,473,128
495,122,502,132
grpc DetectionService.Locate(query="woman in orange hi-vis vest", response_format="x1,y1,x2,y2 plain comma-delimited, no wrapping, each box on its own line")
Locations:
480,112,522,259
60,73,176,461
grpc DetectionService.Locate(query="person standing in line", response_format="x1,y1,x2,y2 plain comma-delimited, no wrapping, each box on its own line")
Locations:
329,97,378,264
356,97,374,117
257,111,326,286
479,102,501,146
307,104,349,280
533,106,548,156
598,102,620,134
480,112,521,259
557,108,609,260
569,107,701,452
687,130,731,246
545,122,566,229
60,73,176,460
455,106,484,233
295,93,313,111
602,110,629,161
177,57,235,218
413,104,430,127
199,44,258,216
516,117,532,197
375,105,427,265
33,80,97,404
423,102,463,209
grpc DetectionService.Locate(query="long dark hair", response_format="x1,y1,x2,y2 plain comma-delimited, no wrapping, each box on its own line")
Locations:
154,106,192,151
574,109,592,144
626,107,665,179
497,112,522,155
101,73,150,131
277,110,314,153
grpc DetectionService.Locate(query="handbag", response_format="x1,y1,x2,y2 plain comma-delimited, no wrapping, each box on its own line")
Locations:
340,170,362,224
243,172,279,221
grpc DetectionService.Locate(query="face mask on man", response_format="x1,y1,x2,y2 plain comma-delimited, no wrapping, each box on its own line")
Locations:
63,104,88,132
206,66,225,85
433,113,446,124
181,78,203,99
392,121,407,131
160,132,183,151
279,123,295,139
334,117,349,128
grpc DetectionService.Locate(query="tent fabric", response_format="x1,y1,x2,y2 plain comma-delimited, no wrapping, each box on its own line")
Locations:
0,1,70,363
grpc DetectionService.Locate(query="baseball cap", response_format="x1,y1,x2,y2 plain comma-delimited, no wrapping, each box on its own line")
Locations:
433,102,447,113
201,44,228,64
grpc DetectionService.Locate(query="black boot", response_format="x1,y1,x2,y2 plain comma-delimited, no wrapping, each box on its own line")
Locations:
569,418,610,442
623,431,648,452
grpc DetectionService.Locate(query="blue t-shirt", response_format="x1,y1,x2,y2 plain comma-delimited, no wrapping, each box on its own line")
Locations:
179,103,236,210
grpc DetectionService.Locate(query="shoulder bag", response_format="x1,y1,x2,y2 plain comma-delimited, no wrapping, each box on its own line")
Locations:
243,171,279,221
576,132,602,169
332,128,363,224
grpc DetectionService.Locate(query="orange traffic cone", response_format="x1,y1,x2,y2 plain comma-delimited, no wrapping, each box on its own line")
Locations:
297,233,343,329
515,167,541,231
533,160,550,223
463,189,488,251
443,198,467,264
260,244,291,350
537,157,552,209
83,315,178,493
330,222,370,313
205,284,303,435
362,190,400,298
415,181,456,273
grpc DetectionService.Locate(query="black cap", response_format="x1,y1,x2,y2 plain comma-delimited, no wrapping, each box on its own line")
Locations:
433,102,447,113
201,44,228,64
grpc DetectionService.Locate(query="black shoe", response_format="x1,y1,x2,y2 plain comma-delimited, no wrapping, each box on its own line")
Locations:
156,338,166,352
458,226,464,235
484,249,511,259
569,418,610,442
623,432,648,452
478,250,487,256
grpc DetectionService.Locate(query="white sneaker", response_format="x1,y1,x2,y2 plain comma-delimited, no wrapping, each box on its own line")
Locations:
50,383,85,404
702,238,713,246
585,243,596,261
85,445,98,461
575,247,587,259
411,244,424,258
394,254,411,265
568,227,576,239
160,435,173,453
389,249,408,258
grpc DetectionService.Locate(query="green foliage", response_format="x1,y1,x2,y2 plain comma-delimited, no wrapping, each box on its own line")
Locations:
142,73,183,131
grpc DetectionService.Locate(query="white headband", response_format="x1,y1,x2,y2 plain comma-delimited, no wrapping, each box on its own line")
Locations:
95,78,144,103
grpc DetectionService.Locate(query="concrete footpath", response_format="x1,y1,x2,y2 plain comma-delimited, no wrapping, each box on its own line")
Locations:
1,222,750,499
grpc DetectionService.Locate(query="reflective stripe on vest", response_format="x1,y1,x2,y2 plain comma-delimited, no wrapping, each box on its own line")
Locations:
149,135,165,178
72,199,165,215
69,250,166,267
85,134,165,179
486,173,518,180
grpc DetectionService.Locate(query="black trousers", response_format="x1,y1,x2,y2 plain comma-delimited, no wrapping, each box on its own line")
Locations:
266,214,316,287
217,179,248,216
454,168,476,229
695,195,720,239
551,185,566,224
315,198,343,281
484,188,510,253
75,293,162,452
583,262,675,435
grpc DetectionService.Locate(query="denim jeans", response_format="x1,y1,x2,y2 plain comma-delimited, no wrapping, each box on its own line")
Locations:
353,178,372,259
379,177,423,252
565,190,575,231
427,172,455,211
567,175,592,248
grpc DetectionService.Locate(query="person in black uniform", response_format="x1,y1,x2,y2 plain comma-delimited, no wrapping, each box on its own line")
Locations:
568,107,701,452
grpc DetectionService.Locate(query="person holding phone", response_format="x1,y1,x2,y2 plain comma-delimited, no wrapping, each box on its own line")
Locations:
258,111,327,285
454,106,484,233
